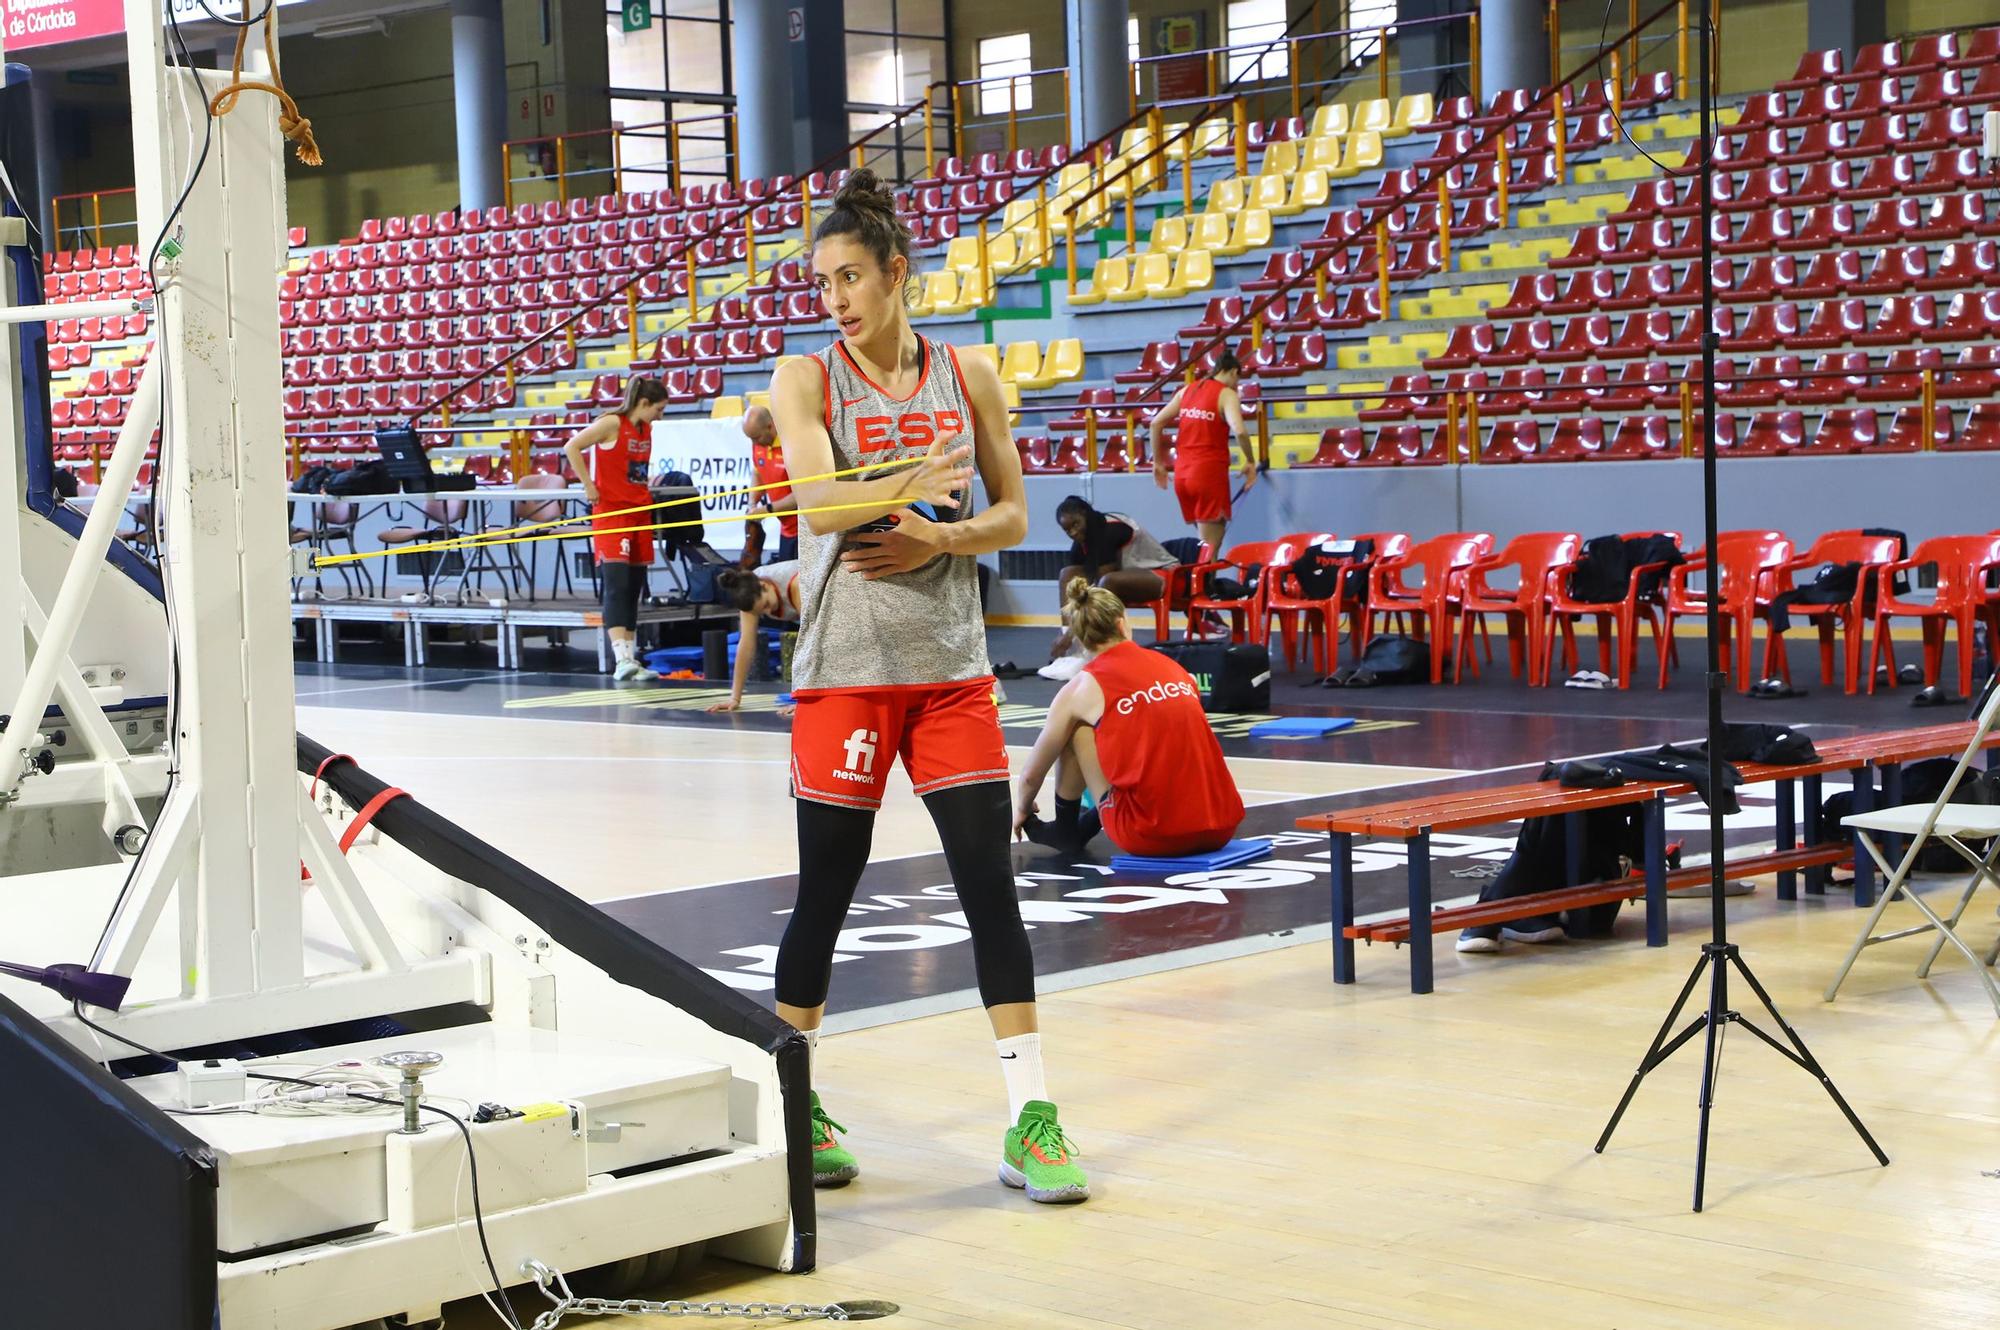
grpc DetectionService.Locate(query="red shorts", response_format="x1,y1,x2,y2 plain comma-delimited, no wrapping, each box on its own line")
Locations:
1174,459,1232,523
591,503,654,565
1098,793,1235,859
790,678,1007,811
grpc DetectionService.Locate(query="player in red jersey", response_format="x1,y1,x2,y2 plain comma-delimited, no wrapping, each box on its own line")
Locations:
742,404,799,561
1013,577,1245,858
1148,349,1256,554
563,375,671,681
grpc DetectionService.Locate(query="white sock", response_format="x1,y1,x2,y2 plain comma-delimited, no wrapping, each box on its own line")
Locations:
996,1033,1048,1121
803,1026,820,1085
612,637,636,664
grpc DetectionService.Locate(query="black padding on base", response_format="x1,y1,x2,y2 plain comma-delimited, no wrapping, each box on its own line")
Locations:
0,991,219,1329
296,733,816,1272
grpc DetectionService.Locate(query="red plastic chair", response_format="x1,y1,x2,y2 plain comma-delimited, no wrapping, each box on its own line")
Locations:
1759,531,1905,692
1453,533,1581,684
1541,531,1684,687
1361,533,1494,684
1185,541,1285,645
1869,535,2000,696
1659,531,1795,690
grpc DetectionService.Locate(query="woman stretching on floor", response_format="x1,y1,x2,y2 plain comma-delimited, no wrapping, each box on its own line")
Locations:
1014,577,1245,857
705,562,802,714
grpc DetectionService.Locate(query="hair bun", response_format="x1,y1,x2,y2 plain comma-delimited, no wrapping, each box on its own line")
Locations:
833,168,894,211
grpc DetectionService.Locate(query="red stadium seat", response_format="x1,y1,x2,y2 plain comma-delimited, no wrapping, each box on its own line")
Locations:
1425,322,1496,370
1790,408,1877,455
1792,298,1869,349
1850,152,1921,199
1602,262,1674,310
1883,405,1953,451
1855,293,1937,345
1834,114,1912,158
1534,416,1605,461
1929,290,2000,342
1734,410,1805,455
1853,245,1928,294
1480,419,1540,463
1919,238,1999,290
1546,313,1614,362
1551,224,1618,269
1600,360,1673,407
1792,352,1871,404
1779,202,1857,252
1485,318,1552,367
1549,268,1618,313
1596,415,1673,460
1855,347,1940,402
1951,403,2000,451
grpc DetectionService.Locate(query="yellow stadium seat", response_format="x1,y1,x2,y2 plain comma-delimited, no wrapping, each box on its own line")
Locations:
944,235,983,274
1390,92,1435,137
1001,379,1021,427
1056,162,1094,195
1146,215,1189,253
1332,130,1384,179
1189,212,1234,251
710,395,745,418
1287,168,1330,214
1159,122,1193,159
1245,173,1294,216
1002,198,1042,232
1067,254,1131,306
911,268,955,317
746,391,771,411
1111,252,1173,302
1351,98,1393,135
1301,135,1343,173
1227,207,1273,254
1188,119,1232,157
961,342,1000,374
953,267,992,311
998,340,1042,386
1166,248,1214,297
1204,176,1248,214
1056,191,1109,234
1117,126,1154,159
1309,103,1351,140
1019,337,1084,390
1258,140,1301,177
1004,226,1051,273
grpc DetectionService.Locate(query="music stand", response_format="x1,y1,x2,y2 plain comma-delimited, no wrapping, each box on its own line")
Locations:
1591,8,1888,1211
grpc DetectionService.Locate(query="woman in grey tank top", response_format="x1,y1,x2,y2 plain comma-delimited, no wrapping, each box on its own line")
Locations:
761,170,1091,1205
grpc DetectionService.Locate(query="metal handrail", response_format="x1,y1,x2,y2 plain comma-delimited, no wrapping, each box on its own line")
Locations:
49,187,140,255
1129,0,1693,407
502,111,737,207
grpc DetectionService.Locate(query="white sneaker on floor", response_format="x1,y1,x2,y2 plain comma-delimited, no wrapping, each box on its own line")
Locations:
1038,656,1083,682
1456,930,1502,953
613,659,659,682
1500,924,1566,944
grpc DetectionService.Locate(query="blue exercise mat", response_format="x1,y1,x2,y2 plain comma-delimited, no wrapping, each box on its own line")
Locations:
1247,716,1356,739
1110,839,1269,873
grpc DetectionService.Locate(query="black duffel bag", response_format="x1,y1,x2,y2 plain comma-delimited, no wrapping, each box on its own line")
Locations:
1152,640,1272,712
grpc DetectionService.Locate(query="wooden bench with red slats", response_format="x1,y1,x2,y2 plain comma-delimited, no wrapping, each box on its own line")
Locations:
1294,719,2000,994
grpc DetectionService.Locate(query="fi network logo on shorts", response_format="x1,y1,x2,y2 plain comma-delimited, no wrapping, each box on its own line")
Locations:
837,729,880,781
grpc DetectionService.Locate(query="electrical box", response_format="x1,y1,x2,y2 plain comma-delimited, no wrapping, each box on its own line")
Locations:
384,1102,588,1234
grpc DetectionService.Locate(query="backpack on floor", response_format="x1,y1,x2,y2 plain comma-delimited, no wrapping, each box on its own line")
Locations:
1348,633,1429,686
1821,758,2000,872
1152,640,1271,712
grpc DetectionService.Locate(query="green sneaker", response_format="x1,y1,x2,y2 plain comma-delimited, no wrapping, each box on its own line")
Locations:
810,1092,858,1187
999,1100,1089,1203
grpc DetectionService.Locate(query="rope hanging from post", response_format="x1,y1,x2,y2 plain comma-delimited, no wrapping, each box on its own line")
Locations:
209,0,324,166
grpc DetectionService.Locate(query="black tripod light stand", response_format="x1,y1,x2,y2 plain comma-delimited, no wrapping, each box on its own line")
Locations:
1591,10,1889,1211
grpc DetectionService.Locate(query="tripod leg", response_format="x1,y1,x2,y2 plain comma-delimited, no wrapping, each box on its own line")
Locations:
1596,952,1710,1153
1691,951,1730,1213
1731,953,1889,1167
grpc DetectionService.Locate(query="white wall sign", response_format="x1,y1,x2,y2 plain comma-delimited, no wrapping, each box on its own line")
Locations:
649,417,758,556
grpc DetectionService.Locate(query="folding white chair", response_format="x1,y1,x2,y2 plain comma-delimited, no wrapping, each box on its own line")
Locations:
1825,676,2000,1015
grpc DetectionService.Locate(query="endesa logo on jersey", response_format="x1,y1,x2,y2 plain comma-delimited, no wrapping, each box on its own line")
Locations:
1114,678,1201,716
854,411,966,453
1180,404,1220,424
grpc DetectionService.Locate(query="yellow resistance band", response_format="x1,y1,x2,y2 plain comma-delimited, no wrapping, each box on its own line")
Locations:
311,452,928,569
315,497,931,568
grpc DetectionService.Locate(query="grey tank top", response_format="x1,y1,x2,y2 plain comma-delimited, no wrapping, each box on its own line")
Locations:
789,336,992,692
1108,513,1179,571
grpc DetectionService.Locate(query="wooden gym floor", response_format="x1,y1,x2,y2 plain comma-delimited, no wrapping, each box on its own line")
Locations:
290,654,2000,1330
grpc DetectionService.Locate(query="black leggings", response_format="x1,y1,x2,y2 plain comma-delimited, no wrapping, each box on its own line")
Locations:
601,560,644,631
775,782,1035,1010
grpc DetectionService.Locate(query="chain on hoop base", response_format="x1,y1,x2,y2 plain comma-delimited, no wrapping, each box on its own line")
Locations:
522,1260,899,1325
